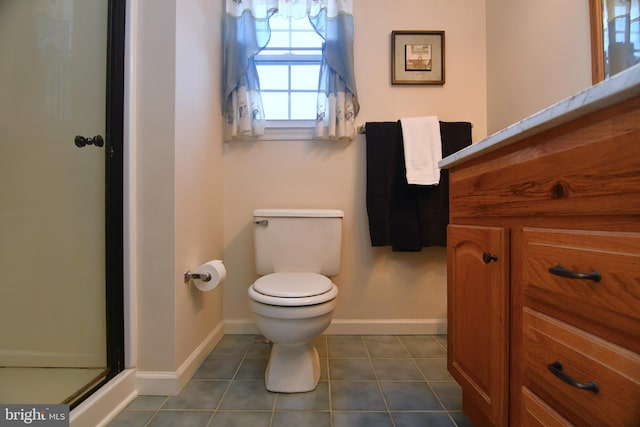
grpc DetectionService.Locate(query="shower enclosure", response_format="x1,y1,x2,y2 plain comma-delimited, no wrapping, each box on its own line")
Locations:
0,0,124,407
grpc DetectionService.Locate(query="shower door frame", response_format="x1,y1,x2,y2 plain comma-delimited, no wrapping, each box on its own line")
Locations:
74,0,126,408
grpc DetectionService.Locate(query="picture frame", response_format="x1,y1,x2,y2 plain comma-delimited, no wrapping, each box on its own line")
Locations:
392,30,445,85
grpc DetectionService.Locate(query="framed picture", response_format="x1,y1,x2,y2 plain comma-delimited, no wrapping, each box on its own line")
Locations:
391,30,445,85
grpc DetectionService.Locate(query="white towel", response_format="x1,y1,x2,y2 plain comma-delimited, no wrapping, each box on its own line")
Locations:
400,116,442,185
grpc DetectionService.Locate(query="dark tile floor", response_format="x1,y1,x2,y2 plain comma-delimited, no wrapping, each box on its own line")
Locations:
107,334,473,427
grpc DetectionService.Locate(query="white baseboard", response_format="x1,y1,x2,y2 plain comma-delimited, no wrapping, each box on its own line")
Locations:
224,319,260,334
136,321,224,396
70,369,137,427
224,318,447,336
135,371,180,396
326,319,447,335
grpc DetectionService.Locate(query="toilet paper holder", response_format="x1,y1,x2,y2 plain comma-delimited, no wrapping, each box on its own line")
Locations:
183,271,211,283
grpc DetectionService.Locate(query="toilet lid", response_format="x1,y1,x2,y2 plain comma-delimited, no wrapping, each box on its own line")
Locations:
253,272,333,298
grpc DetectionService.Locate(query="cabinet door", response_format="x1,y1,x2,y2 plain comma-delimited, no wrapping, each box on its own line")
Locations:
448,225,509,427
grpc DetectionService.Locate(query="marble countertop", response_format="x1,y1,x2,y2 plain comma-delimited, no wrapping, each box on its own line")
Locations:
439,64,640,169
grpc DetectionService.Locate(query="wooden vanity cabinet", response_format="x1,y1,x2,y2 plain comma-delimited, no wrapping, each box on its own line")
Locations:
446,94,640,426
447,225,509,427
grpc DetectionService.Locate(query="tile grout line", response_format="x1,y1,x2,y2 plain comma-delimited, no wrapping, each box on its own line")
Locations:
364,335,399,427
141,396,169,427
209,335,256,425
321,335,335,427
410,335,462,427
429,336,468,427
261,334,279,427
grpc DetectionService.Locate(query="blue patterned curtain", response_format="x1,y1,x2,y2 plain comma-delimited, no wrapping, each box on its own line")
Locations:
223,0,359,141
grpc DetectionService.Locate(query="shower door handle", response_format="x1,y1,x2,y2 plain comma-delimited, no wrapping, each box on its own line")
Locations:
75,135,104,148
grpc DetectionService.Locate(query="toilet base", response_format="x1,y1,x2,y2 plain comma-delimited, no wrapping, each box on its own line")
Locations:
265,342,320,393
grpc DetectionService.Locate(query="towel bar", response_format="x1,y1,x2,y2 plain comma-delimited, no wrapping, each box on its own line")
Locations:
358,122,473,134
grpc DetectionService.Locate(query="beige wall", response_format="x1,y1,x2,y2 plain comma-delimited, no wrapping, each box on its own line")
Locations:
174,0,225,366
222,0,488,333
486,0,592,133
136,0,177,373
135,0,224,375
131,0,598,383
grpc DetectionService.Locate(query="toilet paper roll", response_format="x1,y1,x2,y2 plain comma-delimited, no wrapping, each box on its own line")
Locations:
193,260,226,292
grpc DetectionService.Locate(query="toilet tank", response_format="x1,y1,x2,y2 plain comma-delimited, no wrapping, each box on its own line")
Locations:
253,208,343,276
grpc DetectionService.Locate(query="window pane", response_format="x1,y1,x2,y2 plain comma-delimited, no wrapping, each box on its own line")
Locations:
291,65,319,90
268,31,290,48
269,15,289,30
256,65,289,90
261,92,289,120
291,17,312,30
291,92,317,120
291,32,323,48
256,15,324,123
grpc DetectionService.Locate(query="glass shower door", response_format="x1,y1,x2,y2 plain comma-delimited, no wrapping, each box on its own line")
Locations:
0,0,110,405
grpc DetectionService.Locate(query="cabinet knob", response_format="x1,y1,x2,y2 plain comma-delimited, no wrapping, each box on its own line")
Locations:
482,252,498,264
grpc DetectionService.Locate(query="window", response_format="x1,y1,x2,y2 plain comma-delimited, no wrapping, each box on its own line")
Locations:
255,15,323,122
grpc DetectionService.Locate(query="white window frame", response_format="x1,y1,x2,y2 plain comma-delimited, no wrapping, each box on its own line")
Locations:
255,16,322,140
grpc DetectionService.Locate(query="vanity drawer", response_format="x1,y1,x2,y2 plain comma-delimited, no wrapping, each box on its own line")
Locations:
447,107,640,223
521,388,571,427
522,308,640,427
521,228,640,345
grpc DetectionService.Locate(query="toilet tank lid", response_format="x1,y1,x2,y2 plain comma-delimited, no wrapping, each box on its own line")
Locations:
253,208,344,218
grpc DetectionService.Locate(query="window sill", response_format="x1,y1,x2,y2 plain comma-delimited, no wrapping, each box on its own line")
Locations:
261,120,316,141
224,121,363,142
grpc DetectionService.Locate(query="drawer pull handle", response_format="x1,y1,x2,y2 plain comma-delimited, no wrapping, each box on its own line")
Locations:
548,265,601,282
547,361,599,393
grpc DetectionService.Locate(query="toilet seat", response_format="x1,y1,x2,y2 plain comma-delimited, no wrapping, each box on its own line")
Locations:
254,272,333,297
249,272,338,307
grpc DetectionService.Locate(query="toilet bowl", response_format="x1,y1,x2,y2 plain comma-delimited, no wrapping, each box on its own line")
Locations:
248,208,343,393
248,272,338,392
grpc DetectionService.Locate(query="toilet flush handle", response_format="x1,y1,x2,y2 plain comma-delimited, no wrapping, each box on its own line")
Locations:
255,219,269,226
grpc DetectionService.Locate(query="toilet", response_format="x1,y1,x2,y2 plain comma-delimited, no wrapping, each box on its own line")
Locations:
248,208,343,393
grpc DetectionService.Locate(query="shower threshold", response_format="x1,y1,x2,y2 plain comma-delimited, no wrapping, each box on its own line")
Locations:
0,367,107,406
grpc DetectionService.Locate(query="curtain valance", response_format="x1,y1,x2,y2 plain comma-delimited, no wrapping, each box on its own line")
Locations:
223,0,359,141
226,0,352,20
